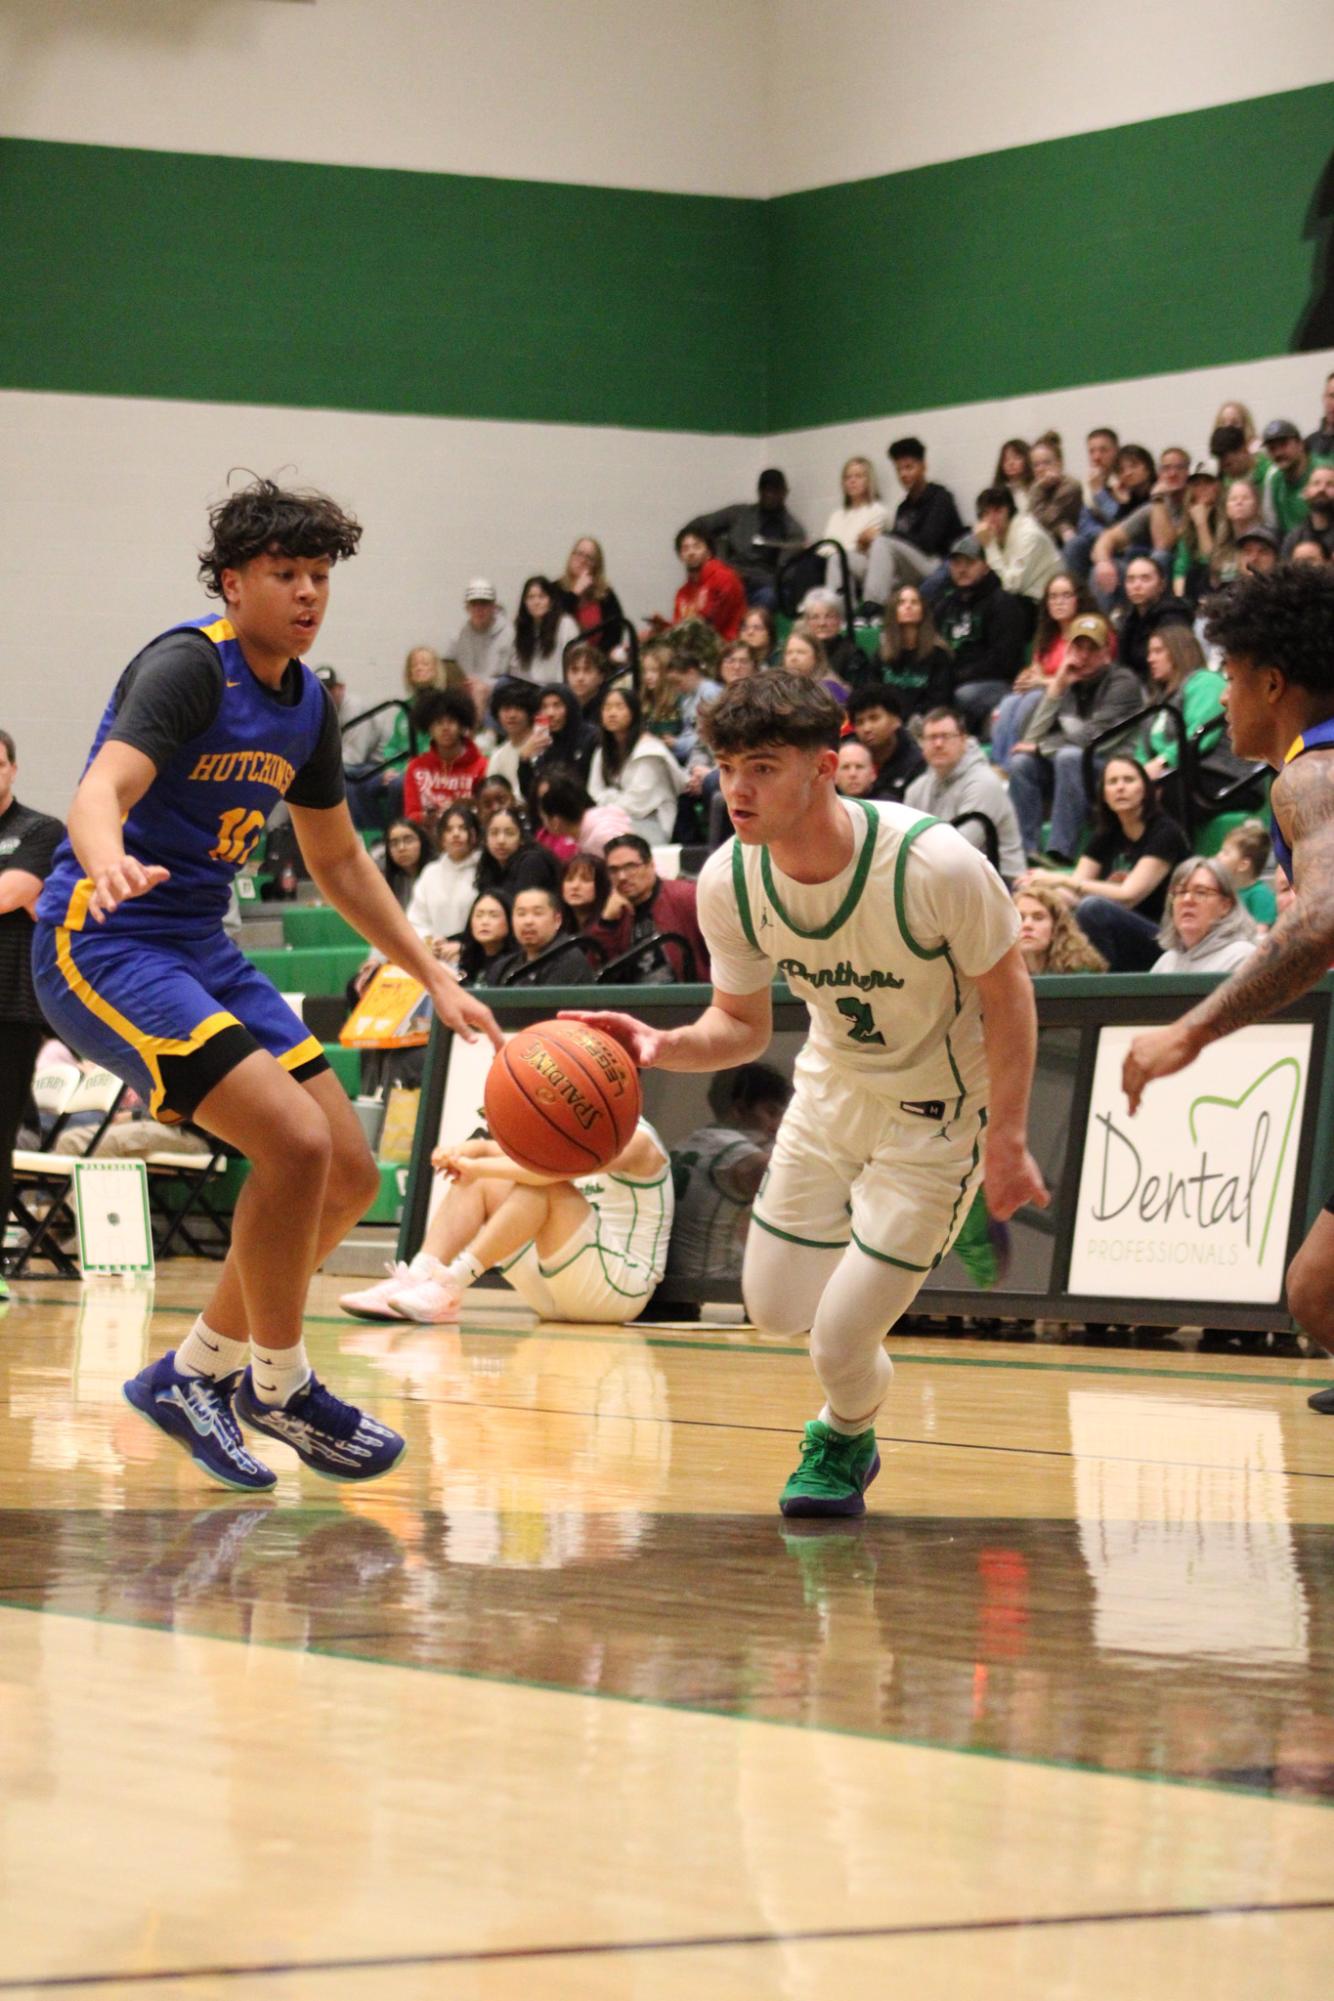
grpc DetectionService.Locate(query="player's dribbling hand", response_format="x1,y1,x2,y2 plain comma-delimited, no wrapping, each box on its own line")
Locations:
983,1139,1049,1222
430,979,505,1050
1122,1021,1203,1115
88,858,170,922
556,1009,665,1068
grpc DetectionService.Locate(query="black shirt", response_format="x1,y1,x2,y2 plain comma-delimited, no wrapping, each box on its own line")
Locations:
1083,810,1190,924
891,482,966,558
108,632,345,808
490,937,596,987
867,732,927,804
0,798,64,1022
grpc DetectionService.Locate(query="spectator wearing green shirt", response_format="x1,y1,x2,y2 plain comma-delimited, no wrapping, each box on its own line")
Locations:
1259,419,1333,538
1215,820,1277,928
1140,626,1223,782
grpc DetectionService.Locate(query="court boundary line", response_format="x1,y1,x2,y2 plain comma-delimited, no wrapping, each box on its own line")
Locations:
6,1897,1334,1990
2,1597,1332,1817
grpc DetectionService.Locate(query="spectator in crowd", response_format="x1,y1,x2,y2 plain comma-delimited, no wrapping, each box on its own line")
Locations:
344,643,448,830
1236,523,1280,576
1082,425,1122,518
975,484,1061,605
1259,419,1332,538
717,638,759,687
835,738,878,797
474,774,516,829
560,851,612,940
1151,858,1257,975
1006,614,1144,863
845,683,925,803
457,890,514,986
1141,626,1223,783
1028,433,1084,547
531,770,594,864
1013,881,1108,975
876,582,954,717
1170,459,1227,601
935,533,1029,734
904,707,1026,882
487,885,597,988
1307,369,1334,459
453,579,515,685
1219,473,1264,559
1289,463,1334,555
486,679,543,792
558,537,624,647
661,1063,793,1301
0,729,63,1292
1290,533,1332,569
737,604,779,668
993,438,1035,513
695,470,806,607
1213,399,1259,452
1215,820,1277,926
474,804,562,900
405,803,480,958
640,643,683,746
585,834,710,983
521,685,598,800
563,640,610,721
402,688,487,827
1114,554,1193,679
381,815,435,909
1027,755,1191,970
1090,447,1188,606
670,525,746,640
588,685,684,843
667,650,723,768
782,626,848,704
990,570,1097,771
1144,444,1193,551
799,588,863,687
508,575,579,685
1209,422,1260,485
1067,433,1145,580
821,456,887,596
862,435,966,609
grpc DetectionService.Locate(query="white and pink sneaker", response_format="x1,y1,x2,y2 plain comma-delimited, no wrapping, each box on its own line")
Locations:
339,1262,416,1321
390,1260,464,1325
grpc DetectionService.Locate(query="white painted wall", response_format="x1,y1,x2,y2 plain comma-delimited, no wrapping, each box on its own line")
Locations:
770,346,1334,586
0,0,770,196
0,389,764,811
766,0,1334,193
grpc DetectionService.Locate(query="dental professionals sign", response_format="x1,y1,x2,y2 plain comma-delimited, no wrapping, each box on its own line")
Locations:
1069,1023,1313,1304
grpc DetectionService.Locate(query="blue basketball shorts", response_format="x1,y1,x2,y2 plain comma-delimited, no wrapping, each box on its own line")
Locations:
32,922,327,1125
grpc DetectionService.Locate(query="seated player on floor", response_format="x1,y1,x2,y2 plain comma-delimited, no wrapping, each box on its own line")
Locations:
340,1120,673,1326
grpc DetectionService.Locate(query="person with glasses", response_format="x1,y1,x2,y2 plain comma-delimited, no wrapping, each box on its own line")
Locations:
1151,859,1258,973
904,708,1026,883
585,835,710,984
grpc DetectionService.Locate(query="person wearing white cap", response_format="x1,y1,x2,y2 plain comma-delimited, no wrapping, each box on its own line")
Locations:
452,579,515,684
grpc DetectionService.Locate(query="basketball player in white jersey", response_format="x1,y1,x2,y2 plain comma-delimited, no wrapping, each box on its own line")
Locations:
567,672,1047,1517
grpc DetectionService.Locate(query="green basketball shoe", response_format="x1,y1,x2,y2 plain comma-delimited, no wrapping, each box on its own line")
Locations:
779,1420,881,1518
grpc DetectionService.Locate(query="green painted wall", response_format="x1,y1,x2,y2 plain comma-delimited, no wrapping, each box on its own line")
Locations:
2,84,1330,434
0,139,768,434
767,83,1334,431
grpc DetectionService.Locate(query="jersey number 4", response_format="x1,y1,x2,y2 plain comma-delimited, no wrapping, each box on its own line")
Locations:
836,997,886,1046
211,807,266,866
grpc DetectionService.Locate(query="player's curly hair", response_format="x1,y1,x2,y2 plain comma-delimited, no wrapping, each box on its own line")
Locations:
198,476,363,597
699,670,842,756
1203,564,1334,694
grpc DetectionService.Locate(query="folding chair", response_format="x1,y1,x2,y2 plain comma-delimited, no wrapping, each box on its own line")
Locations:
144,1131,233,1260
7,1067,126,1278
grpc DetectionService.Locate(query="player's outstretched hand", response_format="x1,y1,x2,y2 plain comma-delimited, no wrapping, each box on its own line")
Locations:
430,978,504,1050
983,1138,1049,1222
88,858,170,923
557,1008,666,1069
1122,1020,1202,1115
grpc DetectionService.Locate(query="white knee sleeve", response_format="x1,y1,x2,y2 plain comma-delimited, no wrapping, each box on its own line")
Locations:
808,1244,925,1431
742,1224,842,1338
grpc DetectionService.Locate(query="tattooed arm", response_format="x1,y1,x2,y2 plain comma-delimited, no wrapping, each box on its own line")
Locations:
1123,750,1334,1112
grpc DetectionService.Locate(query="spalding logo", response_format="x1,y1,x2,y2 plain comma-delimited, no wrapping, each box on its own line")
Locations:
524,1047,601,1132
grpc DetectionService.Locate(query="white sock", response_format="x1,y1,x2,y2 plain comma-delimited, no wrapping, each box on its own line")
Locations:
407,1252,438,1279
819,1400,882,1439
443,1250,484,1290
249,1338,313,1407
176,1317,249,1382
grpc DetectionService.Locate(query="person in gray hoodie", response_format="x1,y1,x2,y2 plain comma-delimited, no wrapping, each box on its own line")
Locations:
1151,856,1258,973
452,579,516,684
904,707,1026,883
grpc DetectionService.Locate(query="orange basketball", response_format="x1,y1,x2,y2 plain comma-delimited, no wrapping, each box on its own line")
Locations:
483,1020,642,1177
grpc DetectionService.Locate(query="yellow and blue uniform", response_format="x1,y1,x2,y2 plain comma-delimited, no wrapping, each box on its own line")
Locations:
1272,718,1334,882
34,616,339,1122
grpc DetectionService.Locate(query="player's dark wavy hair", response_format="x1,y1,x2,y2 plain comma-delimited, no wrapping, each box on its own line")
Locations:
699,670,842,756
199,476,363,597
1204,564,1334,694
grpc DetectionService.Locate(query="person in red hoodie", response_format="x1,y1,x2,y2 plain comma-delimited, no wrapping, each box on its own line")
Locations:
403,688,487,830
672,525,746,641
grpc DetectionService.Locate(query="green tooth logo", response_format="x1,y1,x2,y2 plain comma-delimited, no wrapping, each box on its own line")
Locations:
1187,1058,1302,1263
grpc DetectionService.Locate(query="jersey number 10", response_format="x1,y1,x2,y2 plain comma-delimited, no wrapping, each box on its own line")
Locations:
211,807,267,866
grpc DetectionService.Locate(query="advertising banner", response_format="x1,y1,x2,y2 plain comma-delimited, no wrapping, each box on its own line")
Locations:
1069,1023,1313,1305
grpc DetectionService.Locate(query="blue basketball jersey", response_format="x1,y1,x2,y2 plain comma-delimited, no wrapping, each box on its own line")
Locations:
1272,717,1334,883
40,615,328,937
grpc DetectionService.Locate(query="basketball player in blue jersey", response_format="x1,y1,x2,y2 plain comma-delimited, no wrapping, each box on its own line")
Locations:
33,479,502,1491
1125,565,1334,1413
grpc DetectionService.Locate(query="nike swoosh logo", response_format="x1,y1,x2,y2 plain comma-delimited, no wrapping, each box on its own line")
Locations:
199,1335,219,1351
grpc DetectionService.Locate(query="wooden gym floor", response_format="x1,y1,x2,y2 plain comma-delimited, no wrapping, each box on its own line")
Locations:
1,1265,1333,1999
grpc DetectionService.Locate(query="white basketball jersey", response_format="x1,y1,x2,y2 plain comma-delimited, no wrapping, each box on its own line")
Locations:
697,798,1019,1107
572,1119,674,1291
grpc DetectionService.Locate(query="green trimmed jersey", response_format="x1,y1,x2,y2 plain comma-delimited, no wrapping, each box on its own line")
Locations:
697,798,1019,1104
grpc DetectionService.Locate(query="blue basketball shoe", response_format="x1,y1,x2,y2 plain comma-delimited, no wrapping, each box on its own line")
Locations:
123,1353,277,1492
233,1370,406,1481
